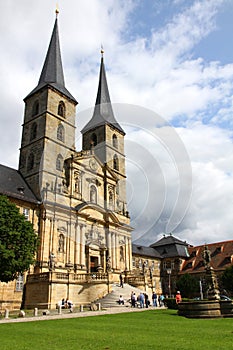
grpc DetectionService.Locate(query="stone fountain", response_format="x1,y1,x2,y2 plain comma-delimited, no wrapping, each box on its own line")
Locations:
178,245,233,318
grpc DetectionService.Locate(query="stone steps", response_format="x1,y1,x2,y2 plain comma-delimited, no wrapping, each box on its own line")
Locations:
95,283,149,308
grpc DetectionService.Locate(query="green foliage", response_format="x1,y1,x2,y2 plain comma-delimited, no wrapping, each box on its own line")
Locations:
0,195,38,282
176,273,199,298
221,265,233,293
164,297,178,309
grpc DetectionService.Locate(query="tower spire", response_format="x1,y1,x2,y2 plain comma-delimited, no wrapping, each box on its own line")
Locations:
81,51,124,135
25,14,77,103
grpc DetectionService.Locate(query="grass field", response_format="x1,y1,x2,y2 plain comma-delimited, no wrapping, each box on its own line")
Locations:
0,309,232,350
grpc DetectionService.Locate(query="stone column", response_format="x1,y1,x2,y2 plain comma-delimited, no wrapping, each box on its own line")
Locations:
111,232,115,270
115,234,118,270
74,223,80,268
127,237,132,271
80,224,86,268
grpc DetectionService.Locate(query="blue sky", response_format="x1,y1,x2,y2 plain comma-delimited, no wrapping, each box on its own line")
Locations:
0,0,233,246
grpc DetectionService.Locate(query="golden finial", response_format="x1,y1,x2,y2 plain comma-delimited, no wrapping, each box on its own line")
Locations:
55,4,59,17
101,45,104,57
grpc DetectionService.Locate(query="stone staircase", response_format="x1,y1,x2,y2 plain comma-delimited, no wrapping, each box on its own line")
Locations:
95,283,150,309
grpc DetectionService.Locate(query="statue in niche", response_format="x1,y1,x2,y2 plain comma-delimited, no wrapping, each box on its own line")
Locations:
106,256,111,271
74,171,82,194
48,252,56,270
109,190,114,209
58,234,65,253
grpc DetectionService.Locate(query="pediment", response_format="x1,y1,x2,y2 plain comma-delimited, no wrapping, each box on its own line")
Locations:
75,202,120,224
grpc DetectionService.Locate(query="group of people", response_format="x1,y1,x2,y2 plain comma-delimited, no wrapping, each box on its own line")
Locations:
57,298,74,309
129,291,166,308
118,291,182,307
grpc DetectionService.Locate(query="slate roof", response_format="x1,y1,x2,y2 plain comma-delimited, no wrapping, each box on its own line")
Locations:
148,234,190,258
81,55,125,135
150,234,188,248
0,164,39,204
25,17,77,104
180,241,233,274
132,244,161,259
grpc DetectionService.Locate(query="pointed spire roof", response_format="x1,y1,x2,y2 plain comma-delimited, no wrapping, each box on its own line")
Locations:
25,15,77,103
81,52,125,135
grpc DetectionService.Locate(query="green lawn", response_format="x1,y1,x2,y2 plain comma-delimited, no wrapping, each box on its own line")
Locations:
0,309,232,350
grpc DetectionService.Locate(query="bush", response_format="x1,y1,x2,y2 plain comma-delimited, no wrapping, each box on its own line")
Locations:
164,298,177,309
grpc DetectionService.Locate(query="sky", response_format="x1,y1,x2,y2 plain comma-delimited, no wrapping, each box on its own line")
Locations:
0,0,233,246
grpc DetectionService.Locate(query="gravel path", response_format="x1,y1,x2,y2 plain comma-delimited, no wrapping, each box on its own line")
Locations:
0,305,164,324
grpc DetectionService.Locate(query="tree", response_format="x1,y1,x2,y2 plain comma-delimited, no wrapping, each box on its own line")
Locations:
176,273,199,298
221,266,233,294
0,195,38,282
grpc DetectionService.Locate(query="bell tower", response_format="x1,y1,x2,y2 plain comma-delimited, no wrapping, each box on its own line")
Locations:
82,50,128,213
19,11,78,199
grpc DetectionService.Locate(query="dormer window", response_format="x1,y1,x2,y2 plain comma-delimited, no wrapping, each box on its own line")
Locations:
190,251,196,258
58,101,65,117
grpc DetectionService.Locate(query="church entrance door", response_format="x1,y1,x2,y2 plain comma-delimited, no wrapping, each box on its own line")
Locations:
90,256,99,272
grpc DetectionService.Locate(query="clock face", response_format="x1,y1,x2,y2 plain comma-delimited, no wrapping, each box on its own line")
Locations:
89,158,98,171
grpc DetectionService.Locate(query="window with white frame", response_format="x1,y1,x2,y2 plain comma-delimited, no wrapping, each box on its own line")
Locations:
23,208,29,220
15,274,24,292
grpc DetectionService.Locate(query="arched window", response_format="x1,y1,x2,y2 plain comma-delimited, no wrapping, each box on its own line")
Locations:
58,234,65,253
30,122,37,141
32,100,39,116
27,153,34,171
56,154,63,171
91,133,97,146
113,154,119,171
57,124,65,142
112,134,118,148
58,101,65,117
90,185,97,203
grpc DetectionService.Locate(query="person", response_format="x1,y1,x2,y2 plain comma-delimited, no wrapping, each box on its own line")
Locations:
131,292,137,307
175,291,182,304
118,295,124,305
119,273,123,288
144,293,149,308
158,294,164,307
152,292,157,307
139,292,145,308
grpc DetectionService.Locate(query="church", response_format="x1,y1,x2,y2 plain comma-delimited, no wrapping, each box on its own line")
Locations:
0,13,232,311
0,12,134,310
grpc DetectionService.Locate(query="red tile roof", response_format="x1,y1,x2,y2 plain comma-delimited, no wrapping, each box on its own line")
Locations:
180,240,233,275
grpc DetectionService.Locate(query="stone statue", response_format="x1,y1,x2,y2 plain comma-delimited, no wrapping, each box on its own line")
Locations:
106,256,111,271
202,245,220,300
203,245,211,269
49,252,56,270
